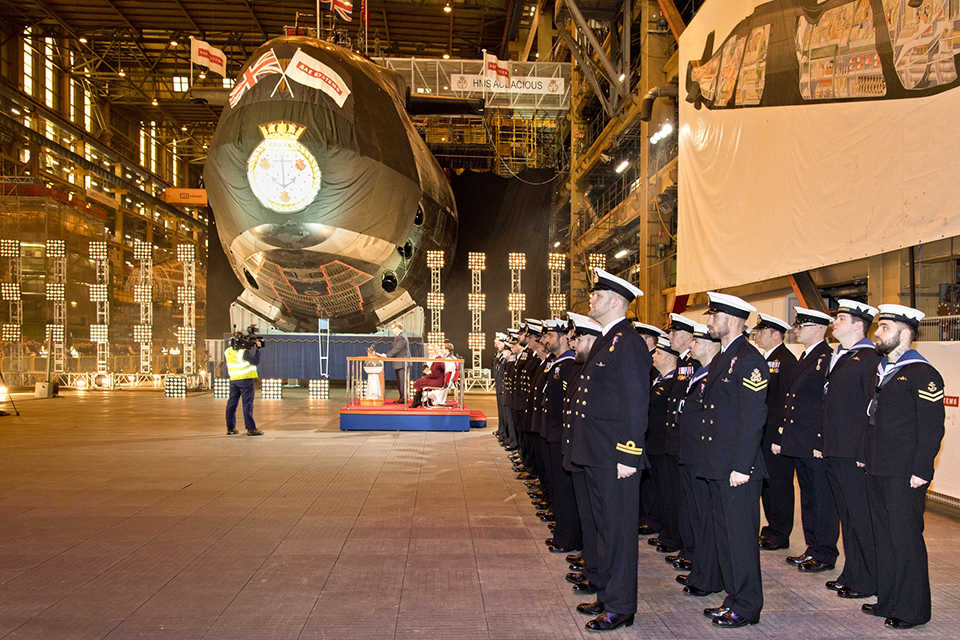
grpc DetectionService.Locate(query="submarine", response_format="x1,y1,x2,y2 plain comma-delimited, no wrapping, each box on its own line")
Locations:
204,36,480,332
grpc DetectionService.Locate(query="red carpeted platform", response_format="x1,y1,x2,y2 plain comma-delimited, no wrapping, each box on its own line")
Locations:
340,404,486,432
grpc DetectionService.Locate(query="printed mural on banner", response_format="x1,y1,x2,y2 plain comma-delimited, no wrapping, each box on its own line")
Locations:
450,74,565,95
676,0,960,295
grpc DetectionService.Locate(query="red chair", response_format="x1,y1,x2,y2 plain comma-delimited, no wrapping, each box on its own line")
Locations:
424,361,460,407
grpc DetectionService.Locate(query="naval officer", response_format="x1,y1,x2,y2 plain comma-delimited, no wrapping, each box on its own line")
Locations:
568,268,650,632
861,304,944,630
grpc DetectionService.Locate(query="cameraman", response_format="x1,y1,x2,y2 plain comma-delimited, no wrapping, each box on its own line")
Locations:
224,331,264,436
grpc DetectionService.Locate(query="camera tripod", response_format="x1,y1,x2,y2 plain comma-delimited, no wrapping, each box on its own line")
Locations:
0,367,20,416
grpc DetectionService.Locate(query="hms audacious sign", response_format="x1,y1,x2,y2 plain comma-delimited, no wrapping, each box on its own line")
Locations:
450,74,565,95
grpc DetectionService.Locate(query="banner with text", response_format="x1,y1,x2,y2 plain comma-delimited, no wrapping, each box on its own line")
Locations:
451,74,565,95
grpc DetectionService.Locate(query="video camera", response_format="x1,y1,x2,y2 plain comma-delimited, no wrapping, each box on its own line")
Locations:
232,325,264,351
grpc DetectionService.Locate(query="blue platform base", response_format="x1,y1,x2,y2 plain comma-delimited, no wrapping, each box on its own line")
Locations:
340,408,471,432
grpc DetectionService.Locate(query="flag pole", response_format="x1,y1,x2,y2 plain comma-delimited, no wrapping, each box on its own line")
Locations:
316,0,320,36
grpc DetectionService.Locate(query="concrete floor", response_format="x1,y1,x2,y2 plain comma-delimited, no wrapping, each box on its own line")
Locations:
0,387,958,639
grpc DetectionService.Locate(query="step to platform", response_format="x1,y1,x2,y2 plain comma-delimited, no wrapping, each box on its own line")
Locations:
340,405,475,431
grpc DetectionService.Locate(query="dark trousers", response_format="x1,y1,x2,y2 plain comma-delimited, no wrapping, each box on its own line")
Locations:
682,465,722,592
393,365,408,401
760,445,795,547
639,468,662,532
649,453,682,550
226,379,256,431
533,435,551,502
827,456,877,595
502,405,519,448
572,470,600,586
792,456,840,563
547,441,582,550
867,474,931,625
585,465,640,615
708,475,763,621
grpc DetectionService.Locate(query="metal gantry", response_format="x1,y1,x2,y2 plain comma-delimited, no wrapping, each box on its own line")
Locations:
89,241,110,376
548,252,567,318
178,244,196,375
46,240,67,374
426,250,445,346
134,240,153,375
508,252,526,329
1,239,23,385
467,252,486,372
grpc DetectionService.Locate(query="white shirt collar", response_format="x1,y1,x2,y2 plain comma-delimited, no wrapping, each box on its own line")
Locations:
802,339,826,358
601,316,625,336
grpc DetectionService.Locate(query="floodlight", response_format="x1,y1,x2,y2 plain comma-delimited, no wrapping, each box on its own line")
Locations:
90,324,109,342
1,283,21,301
0,239,20,257
134,325,152,343
508,252,526,270
89,284,108,302
426,250,445,269
548,252,566,270
467,252,486,270
261,378,283,399
508,293,526,311
89,241,107,260
133,240,152,260
2,324,20,341
177,243,195,262
46,323,65,343
176,326,196,344
427,331,446,345
177,286,195,304
426,292,445,310
468,332,485,351
468,293,486,311
588,253,607,271
46,239,65,258
134,285,152,303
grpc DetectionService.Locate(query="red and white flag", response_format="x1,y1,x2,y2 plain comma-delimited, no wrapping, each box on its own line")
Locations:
483,52,511,85
190,37,227,77
322,0,353,22
361,0,369,30
285,48,351,108
228,49,284,108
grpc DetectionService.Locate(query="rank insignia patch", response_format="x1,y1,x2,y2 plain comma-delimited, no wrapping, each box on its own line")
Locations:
919,381,944,403
743,368,768,392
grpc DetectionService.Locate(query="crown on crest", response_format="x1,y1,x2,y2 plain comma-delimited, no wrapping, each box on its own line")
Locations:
258,121,307,140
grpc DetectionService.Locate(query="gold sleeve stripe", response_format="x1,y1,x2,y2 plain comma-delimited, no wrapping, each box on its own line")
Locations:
743,380,768,392
616,441,643,456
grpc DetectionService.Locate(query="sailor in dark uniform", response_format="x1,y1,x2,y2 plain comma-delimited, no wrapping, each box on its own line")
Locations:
502,331,521,451
568,268,650,632
675,323,724,597
820,300,881,599
633,322,666,537
647,336,681,558
700,292,768,629
861,304,944,630
781,307,839,573
754,313,798,551
492,332,509,442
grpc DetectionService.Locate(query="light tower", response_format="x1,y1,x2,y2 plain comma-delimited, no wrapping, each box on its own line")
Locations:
133,240,153,376
548,252,566,318
426,250,445,346
177,244,196,376
46,240,67,374
467,252,486,373
1,239,23,385
508,252,526,329
89,241,110,377
588,253,607,272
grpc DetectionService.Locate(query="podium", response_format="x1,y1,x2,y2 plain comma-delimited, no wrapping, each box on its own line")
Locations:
361,361,385,406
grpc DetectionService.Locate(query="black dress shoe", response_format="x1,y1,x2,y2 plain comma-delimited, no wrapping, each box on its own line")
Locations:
862,603,882,616
585,611,634,632
539,513,555,522
673,559,692,571
683,585,714,596
826,580,845,591
545,537,555,546
566,572,584,584
656,543,680,553
516,472,534,479
713,611,758,628
547,523,556,531
570,562,584,571
885,618,918,629
647,536,661,546
838,587,872,599
573,580,598,594
676,574,688,585
665,554,681,563
566,552,582,563
760,538,785,550
798,558,835,573
534,500,550,510
703,607,731,619
786,554,814,566
577,600,605,616
637,524,657,536
548,544,574,553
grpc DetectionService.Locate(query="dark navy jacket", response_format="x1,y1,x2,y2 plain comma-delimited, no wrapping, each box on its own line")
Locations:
780,340,833,457
822,339,881,459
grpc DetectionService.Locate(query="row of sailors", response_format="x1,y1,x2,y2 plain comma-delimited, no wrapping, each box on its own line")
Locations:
490,267,945,632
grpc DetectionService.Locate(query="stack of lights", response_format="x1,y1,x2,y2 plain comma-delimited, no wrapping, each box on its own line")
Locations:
308,379,330,399
2,324,20,341
133,240,152,260
261,379,283,399
177,286,196,304
176,326,196,344
46,282,65,301
164,376,187,397
508,293,526,311
213,378,230,398
427,332,446,346
468,332,485,351
426,292,445,310
549,293,567,310
1,283,21,301
588,253,607,271
133,325,152,342
89,284,108,302
134,285,152,303
508,252,527,270
177,243,196,262
46,324,65,343
467,252,486,270
426,250,445,269
468,293,486,310
90,324,109,343
0,239,20,258
548,252,566,270
89,241,107,261
45,240,65,258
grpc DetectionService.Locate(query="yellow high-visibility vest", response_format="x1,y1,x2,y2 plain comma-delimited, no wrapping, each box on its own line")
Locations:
225,347,258,380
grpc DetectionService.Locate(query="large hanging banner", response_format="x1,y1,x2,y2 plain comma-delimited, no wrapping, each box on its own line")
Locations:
677,0,960,294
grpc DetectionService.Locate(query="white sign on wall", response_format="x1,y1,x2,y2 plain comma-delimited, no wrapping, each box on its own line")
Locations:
450,74,565,95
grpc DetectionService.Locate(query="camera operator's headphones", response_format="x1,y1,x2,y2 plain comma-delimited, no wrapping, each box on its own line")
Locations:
229,332,243,350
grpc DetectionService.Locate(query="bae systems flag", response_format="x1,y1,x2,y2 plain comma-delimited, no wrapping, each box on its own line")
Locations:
190,37,226,77
322,0,353,22
228,49,284,108
285,48,352,108
483,52,511,85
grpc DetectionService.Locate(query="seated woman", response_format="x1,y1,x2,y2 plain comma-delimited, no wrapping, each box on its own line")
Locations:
410,344,445,408
423,343,458,407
